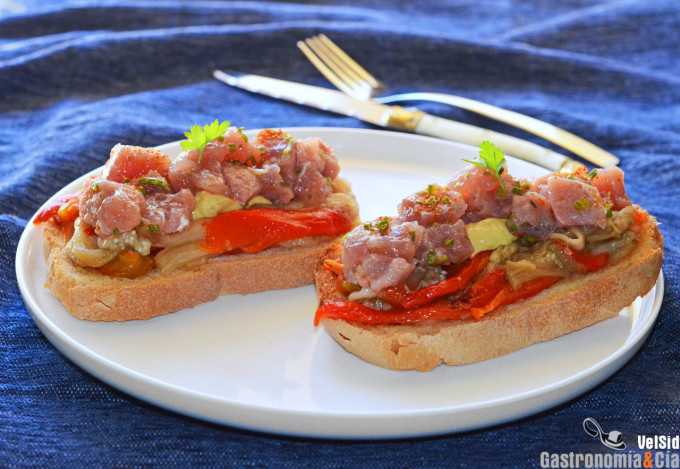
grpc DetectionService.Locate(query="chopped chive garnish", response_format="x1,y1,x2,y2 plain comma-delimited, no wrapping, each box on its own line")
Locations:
573,197,591,212
375,216,390,233
137,177,169,191
426,251,437,266
237,127,248,142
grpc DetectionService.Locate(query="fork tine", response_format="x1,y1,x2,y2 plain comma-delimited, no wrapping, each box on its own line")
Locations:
297,40,356,97
298,34,383,99
315,34,382,89
300,36,366,97
305,35,366,89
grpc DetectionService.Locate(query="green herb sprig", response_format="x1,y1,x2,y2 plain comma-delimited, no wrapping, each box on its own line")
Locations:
180,120,231,164
463,141,508,196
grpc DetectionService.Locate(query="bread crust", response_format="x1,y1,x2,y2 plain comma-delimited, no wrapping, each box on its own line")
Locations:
41,167,359,322
314,207,663,371
42,221,344,322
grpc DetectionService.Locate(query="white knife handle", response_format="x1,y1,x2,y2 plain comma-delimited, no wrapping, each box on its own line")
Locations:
381,92,619,168
414,113,582,172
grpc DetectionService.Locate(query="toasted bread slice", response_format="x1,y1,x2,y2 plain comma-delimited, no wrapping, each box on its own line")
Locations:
43,221,343,322
314,207,663,371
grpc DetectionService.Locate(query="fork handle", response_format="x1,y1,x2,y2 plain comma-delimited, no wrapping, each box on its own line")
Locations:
413,113,582,172
379,92,619,168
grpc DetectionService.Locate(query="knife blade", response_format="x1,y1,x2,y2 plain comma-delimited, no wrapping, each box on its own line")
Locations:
214,70,591,172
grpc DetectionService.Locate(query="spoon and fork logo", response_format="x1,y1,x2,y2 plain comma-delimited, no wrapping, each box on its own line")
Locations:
583,417,626,450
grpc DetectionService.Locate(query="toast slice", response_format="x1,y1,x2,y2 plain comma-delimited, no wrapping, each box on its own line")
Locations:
314,207,663,371
43,221,343,321
38,128,361,322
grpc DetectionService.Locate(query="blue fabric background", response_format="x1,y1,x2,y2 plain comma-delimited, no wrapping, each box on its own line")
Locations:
1,1,678,467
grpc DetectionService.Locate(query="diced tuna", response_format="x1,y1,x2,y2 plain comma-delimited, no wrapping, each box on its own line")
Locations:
169,133,339,208
79,179,145,237
547,176,607,229
255,164,295,205
416,220,473,266
142,189,196,235
591,166,631,210
294,160,333,206
279,137,339,206
342,219,420,291
528,174,551,197
102,144,171,183
197,127,263,166
189,159,228,195
511,191,555,238
167,153,197,192
398,185,467,226
447,164,514,222
222,163,263,205
168,128,263,192
254,129,292,162
348,254,416,293
464,187,513,222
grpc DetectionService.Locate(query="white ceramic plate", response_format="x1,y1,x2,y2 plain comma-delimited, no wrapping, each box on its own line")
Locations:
16,128,663,439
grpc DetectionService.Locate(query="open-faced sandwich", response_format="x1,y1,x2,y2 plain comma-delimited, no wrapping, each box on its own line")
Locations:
34,121,359,321
314,142,663,371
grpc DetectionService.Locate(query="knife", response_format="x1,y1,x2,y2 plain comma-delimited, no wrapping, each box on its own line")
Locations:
375,92,619,168
214,70,607,172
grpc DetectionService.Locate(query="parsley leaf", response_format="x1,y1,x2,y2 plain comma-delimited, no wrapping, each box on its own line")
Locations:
180,120,231,164
463,141,508,196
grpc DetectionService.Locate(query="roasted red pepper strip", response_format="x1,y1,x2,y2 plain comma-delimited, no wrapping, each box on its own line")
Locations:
33,193,79,225
401,250,493,308
203,207,354,255
556,241,609,271
462,267,507,307
377,284,410,308
468,275,561,320
315,270,561,326
323,258,344,276
314,300,468,326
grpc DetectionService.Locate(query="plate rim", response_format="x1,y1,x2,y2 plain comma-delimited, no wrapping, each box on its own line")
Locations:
15,127,665,439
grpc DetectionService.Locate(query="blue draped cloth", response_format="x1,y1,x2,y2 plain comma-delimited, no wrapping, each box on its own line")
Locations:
2,1,678,466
